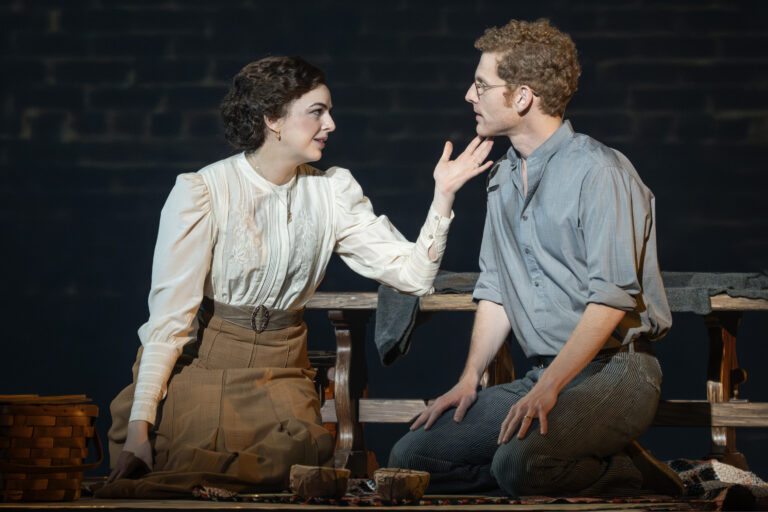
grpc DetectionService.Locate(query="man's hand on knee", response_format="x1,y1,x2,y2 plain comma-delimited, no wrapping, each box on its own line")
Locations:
498,382,557,444
411,379,477,431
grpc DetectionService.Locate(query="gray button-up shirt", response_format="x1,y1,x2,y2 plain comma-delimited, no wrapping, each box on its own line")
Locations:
473,121,672,357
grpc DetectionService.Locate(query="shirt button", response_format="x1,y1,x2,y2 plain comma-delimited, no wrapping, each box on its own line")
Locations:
534,282,539,287
434,215,439,221
524,248,530,254
522,215,528,221
428,234,433,239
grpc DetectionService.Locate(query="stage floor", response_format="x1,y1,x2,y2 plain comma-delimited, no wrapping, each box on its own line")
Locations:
0,497,706,511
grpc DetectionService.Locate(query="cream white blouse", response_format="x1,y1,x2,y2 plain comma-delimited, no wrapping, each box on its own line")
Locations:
131,153,453,424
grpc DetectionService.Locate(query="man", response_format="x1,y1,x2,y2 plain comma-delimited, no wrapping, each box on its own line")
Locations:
389,19,677,497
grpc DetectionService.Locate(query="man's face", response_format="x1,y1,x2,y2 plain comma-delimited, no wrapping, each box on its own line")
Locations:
465,52,517,137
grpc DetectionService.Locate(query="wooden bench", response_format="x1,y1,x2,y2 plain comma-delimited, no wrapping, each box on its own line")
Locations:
306,291,768,477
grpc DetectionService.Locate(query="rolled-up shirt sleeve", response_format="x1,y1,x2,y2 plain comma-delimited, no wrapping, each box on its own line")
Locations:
330,167,453,296
472,207,503,305
130,173,214,424
579,166,647,311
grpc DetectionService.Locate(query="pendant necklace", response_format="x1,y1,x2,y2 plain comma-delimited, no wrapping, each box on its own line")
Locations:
247,152,298,223
286,175,295,223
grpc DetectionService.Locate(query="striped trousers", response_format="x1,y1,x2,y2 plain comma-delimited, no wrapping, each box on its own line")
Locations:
389,349,661,497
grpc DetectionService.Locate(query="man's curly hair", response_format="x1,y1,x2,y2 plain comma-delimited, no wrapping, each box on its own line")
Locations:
475,19,580,117
221,56,326,152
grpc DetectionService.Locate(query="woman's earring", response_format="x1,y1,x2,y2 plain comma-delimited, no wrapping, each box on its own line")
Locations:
276,130,281,141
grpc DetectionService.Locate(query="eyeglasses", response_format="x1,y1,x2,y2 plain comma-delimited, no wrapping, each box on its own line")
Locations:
474,81,540,98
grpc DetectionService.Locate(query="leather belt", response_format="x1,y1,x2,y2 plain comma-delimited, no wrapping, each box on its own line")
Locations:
200,297,304,333
531,337,656,369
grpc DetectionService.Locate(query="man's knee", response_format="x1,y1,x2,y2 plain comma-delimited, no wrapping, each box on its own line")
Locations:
389,429,457,473
491,443,531,495
492,442,608,496
491,443,568,495
388,432,418,469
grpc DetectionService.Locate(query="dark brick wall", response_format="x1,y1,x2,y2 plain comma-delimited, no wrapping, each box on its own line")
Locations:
2,0,767,479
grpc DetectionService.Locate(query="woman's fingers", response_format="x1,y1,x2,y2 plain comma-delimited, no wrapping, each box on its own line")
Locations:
474,138,494,160
460,158,494,183
473,160,494,176
437,137,494,173
440,141,454,162
461,138,494,170
456,135,482,157
462,137,484,157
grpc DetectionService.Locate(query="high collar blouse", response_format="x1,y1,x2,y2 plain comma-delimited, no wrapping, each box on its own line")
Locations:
131,153,453,423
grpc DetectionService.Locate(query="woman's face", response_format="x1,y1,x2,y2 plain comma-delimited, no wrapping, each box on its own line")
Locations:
276,84,335,163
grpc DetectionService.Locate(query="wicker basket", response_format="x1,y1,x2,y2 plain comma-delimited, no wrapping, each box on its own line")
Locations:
0,395,102,502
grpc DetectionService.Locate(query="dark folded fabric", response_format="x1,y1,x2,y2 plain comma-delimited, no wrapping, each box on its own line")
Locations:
374,285,419,366
373,270,768,365
661,271,768,315
433,271,479,293
374,271,478,365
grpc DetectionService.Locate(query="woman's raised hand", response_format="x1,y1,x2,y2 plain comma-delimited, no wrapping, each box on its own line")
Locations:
432,136,494,217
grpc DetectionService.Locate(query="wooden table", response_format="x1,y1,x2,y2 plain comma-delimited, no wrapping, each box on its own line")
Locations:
306,291,768,477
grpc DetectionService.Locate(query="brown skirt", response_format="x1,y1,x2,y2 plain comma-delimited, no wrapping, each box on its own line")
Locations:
104,315,334,495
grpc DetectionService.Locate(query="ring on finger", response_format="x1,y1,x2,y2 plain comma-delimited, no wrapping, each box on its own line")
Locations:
523,415,533,419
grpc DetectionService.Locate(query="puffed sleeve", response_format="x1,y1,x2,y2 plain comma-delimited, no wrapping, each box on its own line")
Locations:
130,173,214,424
579,166,650,311
472,207,503,305
330,167,453,296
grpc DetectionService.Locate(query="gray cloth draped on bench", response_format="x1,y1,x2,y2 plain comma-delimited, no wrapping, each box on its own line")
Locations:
374,271,768,366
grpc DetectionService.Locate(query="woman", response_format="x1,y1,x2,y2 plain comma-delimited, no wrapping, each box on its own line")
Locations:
105,56,493,493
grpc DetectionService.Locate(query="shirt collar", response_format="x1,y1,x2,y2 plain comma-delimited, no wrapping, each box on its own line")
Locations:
504,120,574,167
505,120,575,208
525,119,574,166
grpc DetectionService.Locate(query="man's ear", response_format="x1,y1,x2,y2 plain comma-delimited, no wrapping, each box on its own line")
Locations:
514,86,535,113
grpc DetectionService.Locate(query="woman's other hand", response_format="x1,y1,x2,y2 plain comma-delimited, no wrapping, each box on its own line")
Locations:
432,136,494,217
106,420,153,483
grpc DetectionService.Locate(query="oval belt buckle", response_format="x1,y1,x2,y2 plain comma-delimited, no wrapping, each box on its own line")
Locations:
251,305,270,333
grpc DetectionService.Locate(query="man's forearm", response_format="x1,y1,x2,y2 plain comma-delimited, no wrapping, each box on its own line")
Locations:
460,299,512,386
537,302,626,394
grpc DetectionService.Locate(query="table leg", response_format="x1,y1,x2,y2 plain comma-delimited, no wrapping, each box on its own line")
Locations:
704,311,749,470
329,309,372,477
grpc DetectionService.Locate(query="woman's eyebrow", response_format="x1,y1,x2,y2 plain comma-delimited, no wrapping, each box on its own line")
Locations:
307,102,330,109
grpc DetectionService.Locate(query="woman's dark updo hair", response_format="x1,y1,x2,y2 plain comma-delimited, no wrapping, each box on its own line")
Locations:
221,56,326,151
